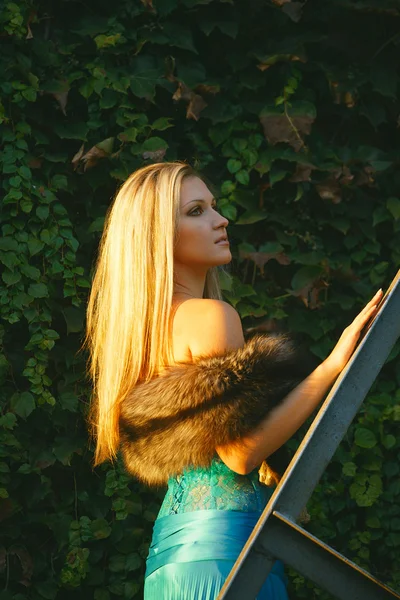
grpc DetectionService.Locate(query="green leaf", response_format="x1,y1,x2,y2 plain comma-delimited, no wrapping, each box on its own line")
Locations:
11,392,35,419
53,122,89,140
125,552,142,571
35,580,58,600
382,434,396,450
370,62,398,99
94,591,110,600
36,206,50,221
88,217,105,233
218,269,233,292
59,391,79,412
151,117,174,131
232,138,247,152
342,462,357,477
53,436,81,465
118,127,138,142
109,554,126,573
20,198,33,213
220,180,236,195
27,238,45,256
372,206,391,227
142,137,168,151
330,218,351,234
350,474,383,507
236,209,268,225
291,266,321,291
0,237,19,251
52,174,68,190
18,165,32,180
227,159,242,174
354,427,377,449
63,306,85,333
387,197,400,220
94,33,124,49
91,518,112,539
2,269,21,285
28,283,49,298
20,264,41,280
0,413,17,429
366,516,381,529
235,169,249,185
220,203,237,220
130,56,162,101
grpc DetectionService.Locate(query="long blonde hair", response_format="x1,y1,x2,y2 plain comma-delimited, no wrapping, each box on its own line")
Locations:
83,161,223,467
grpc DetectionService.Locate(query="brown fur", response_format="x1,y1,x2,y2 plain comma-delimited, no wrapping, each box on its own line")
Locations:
119,333,309,487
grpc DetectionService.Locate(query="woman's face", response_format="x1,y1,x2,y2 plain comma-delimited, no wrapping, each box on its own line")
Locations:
174,176,231,269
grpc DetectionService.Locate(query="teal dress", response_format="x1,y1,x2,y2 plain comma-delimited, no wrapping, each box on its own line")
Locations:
144,457,288,599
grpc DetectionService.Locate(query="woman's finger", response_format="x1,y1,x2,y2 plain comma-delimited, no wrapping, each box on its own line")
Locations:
360,290,383,313
353,292,382,323
350,305,378,331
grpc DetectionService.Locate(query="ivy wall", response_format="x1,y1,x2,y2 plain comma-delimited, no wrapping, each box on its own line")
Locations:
1,0,400,598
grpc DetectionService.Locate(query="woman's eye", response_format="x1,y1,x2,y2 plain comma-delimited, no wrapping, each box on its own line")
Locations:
190,207,203,216
189,203,218,216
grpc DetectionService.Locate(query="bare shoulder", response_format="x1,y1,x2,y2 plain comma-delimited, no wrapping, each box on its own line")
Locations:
174,298,244,358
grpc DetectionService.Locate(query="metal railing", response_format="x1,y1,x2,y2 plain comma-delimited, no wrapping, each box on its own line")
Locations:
219,275,400,600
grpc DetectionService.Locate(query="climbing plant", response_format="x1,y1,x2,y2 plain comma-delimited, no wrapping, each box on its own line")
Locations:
1,0,400,598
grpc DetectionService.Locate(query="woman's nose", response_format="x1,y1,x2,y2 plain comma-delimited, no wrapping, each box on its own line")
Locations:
214,213,229,228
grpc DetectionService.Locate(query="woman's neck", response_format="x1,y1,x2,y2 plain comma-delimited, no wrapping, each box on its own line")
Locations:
173,269,207,300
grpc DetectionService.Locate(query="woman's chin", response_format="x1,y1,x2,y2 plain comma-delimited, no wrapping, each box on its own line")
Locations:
214,251,232,266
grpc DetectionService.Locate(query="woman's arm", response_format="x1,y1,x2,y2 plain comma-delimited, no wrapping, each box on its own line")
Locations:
180,293,382,475
216,289,383,474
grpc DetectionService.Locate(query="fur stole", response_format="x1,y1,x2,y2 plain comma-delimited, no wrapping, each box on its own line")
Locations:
119,333,310,488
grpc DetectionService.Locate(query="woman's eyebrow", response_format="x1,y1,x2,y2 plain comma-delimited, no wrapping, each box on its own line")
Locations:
183,198,216,207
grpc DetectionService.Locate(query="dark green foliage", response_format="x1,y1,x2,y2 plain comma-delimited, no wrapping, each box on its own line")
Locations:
1,0,400,598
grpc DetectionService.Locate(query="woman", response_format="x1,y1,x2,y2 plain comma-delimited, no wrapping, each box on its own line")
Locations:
84,161,382,599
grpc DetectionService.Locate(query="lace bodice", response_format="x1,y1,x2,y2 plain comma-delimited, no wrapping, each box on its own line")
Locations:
158,456,274,518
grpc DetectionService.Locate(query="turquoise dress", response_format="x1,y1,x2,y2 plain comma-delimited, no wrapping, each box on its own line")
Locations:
144,457,288,599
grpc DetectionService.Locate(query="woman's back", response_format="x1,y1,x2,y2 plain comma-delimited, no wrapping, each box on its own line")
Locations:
158,456,273,518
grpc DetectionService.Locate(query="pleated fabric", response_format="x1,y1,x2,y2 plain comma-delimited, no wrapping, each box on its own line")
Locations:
144,509,288,600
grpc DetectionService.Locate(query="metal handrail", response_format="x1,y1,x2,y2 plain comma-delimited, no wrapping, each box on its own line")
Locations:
219,275,400,600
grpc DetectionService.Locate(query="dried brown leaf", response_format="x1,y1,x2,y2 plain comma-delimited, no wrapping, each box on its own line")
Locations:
172,82,192,102
53,90,69,116
142,148,167,161
8,545,33,587
173,82,208,120
186,94,208,121
0,499,15,522
260,114,314,151
282,2,304,22
245,318,281,336
316,176,342,203
340,165,354,185
28,158,42,169
71,144,85,171
292,278,328,309
81,146,108,171
239,249,290,275
26,10,35,39
195,83,220,95
354,166,375,186
290,163,314,182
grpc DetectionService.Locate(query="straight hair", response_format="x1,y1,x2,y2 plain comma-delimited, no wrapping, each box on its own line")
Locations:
82,162,223,466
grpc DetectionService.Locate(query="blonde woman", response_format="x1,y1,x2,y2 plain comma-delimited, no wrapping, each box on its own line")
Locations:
85,161,382,599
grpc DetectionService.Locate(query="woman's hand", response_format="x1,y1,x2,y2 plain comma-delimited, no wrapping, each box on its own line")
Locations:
323,289,384,377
